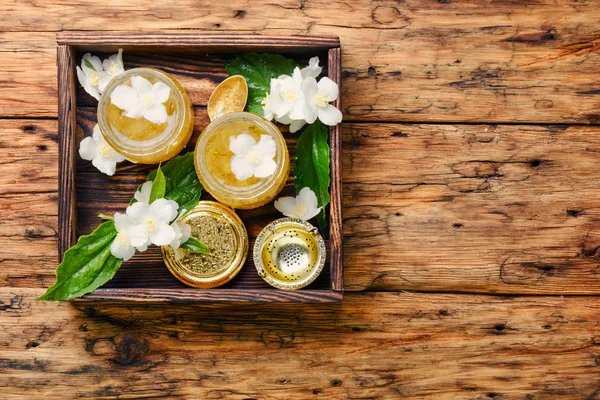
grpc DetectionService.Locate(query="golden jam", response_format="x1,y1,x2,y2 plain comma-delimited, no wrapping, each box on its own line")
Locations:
195,112,290,210
98,68,194,164
203,119,267,188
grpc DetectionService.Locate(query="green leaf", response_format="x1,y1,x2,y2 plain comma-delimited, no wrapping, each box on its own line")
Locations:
38,222,123,301
294,121,331,208
83,58,95,71
148,165,166,203
180,237,210,254
225,53,300,115
132,153,203,216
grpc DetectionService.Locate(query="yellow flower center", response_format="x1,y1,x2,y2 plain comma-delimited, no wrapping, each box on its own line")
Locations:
143,95,154,106
89,72,101,86
282,89,297,102
244,149,262,165
116,232,129,246
145,218,157,233
293,202,308,216
106,62,120,77
315,93,329,107
98,143,113,158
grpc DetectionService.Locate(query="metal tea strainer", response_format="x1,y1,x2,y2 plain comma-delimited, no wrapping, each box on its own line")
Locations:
253,218,326,290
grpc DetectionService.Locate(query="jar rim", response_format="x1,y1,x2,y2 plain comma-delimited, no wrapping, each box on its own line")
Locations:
161,201,248,288
97,67,191,162
194,111,289,205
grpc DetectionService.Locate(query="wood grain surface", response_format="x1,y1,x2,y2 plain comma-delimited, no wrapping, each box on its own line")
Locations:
2,289,600,399
2,0,600,397
1,1,600,123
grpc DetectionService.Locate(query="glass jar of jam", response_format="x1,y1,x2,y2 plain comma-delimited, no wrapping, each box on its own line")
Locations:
194,112,290,209
97,68,194,164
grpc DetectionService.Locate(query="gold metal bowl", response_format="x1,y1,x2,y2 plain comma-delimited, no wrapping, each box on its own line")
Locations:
161,201,248,288
253,218,326,290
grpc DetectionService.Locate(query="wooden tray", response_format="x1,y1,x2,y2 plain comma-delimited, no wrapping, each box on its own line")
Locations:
56,33,343,302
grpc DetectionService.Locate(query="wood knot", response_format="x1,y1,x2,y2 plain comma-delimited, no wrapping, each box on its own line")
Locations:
371,6,404,25
114,333,149,366
529,159,542,168
21,124,36,133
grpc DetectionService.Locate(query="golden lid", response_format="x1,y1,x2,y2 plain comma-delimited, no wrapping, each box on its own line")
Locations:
253,218,326,290
161,201,248,288
207,75,248,121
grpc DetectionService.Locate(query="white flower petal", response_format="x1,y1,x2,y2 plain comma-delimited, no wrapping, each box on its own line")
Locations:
143,103,168,124
115,48,124,70
136,243,148,252
113,212,132,232
275,113,293,125
135,181,153,204
110,84,139,112
289,120,306,133
92,124,102,141
179,222,191,243
301,56,322,79
297,187,319,210
302,204,322,221
102,49,125,77
300,77,319,123
128,223,151,248
169,222,183,248
262,96,274,121
169,221,191,250
110,233,136,261
274,196,297,217
126,202,150,222
82,53,103,74
78,137,98,161
125,103,145,119
317,77,339,101
290,97,314,123
269,94,293,118
98,75,114,93
150,199,179,223
254,159,277,178
274,188,321,221
255,135,276,159
149,222,176,246
107,149,126,163
230,156,255,181
291,67,303,85
130,75,153,94
229,132,256,156
76,66,101,101
318,104,343,126
151,82,171,104
92,156,117,176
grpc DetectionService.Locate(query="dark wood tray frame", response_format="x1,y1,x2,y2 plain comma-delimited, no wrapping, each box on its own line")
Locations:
56,33,343,302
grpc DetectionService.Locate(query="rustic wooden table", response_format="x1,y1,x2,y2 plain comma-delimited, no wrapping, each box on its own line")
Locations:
2,1,600,399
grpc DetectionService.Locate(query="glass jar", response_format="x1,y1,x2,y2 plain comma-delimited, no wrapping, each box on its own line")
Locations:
98,68,194,164
194,112,290,209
